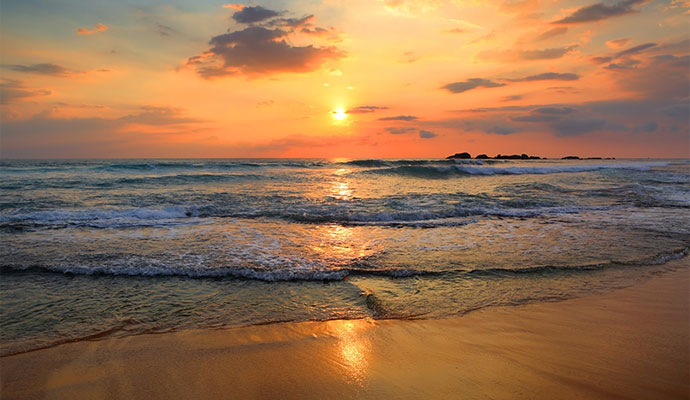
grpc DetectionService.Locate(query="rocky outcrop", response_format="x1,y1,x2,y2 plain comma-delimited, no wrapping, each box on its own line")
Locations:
494,154,541,160
562,156,581,160
446,152,471,159
475,154,489,159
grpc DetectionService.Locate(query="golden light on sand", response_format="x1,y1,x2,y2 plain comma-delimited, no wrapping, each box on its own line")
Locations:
327,320,371,385
332,108,347,120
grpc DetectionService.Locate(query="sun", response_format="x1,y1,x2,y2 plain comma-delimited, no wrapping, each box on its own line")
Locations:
332,108,347,120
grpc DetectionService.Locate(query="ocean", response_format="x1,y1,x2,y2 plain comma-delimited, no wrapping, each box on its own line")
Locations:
1,158,688,355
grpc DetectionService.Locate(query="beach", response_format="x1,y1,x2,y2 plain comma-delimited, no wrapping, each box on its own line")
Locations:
3,258,687,400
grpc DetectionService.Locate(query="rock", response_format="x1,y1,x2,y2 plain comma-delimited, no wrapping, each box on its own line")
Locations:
446,152,471,159
529,156,541,159
585,157,602,160
495,154,523,160
476,154,489,159
562,156,581,160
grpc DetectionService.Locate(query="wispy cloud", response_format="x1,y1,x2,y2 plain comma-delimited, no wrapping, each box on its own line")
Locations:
507,72,580,82
442,78,505,94
348,105,388,114
76,22,108,35
5,63,75,77
553,0,645,24
378,115,418,121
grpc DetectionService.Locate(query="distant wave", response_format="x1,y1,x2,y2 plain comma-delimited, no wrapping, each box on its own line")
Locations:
366,162,670,178
0,203,587,230
2,247,686,282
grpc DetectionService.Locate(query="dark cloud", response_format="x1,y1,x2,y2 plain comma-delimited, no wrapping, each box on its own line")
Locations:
534,27,568,41
232,6,281,24
378,115,418,121
6,63,73,77
553,0,645,24
552,119,607,136
634,121,658,133
385,127,416,134
419,129,437,138
591,56,613,64
605,59,641,70
533,107,575,114
510,114,561,122
479,45,577,62
271,15,314,29
507,72,580,82
348,105,388,114
614,42,656,58
520,45,577,60
187,26,343,77
0,80,51,104
442,78,505,94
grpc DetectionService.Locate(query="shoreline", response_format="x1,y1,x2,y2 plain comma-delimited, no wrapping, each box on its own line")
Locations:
2,259,688,399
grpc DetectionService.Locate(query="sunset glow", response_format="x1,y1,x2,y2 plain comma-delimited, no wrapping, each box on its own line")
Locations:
0,0,688,158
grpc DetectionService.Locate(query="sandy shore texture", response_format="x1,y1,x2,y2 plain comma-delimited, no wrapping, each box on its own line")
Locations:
2,259,688,400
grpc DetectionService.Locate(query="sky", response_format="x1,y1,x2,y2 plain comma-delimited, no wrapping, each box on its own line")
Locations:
0,0,688,158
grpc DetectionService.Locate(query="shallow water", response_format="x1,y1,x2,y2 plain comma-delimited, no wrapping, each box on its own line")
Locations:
1,158,689,355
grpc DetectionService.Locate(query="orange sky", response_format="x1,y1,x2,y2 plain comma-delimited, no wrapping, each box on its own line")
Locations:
0,0,688,158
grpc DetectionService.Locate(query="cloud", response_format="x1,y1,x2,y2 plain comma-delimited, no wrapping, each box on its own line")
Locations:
511,114,561,122
385,127,416,134
606,38,630,49
442,78,505,94
223,4,245,11
552,118,607,136
0,106,204,158
502,95,523,102
634,121,658,133
614,42,656,58
519,45,577,60
534,27,568,41
443,28,468,34
77,22,108,35
532,107,575,114
270,15,314,30
187,25,344,78
348,105,388,114
378,115,418,121
552,0,645,24
5,63,73,77
507,72,580,82
419,129,437,138
232,6,281,24
0,80,51,104
478,45,577,62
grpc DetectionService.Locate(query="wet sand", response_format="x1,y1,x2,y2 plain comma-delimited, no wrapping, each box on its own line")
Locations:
2,260,688,400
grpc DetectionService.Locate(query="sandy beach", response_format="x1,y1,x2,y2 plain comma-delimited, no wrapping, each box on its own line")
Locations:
2,259,688,400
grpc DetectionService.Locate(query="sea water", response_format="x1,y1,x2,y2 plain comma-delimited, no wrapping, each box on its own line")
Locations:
1,158,688,355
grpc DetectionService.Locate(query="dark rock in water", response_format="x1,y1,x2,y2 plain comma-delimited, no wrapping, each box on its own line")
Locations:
476,154,489,159
585,157,602,160
447,152,471,159
495,154,523,160
562,156,581,160
529,156,541,159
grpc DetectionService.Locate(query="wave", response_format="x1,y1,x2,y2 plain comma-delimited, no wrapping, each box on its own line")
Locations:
0,203,587,230
367,162,671,178
3,248,686,282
